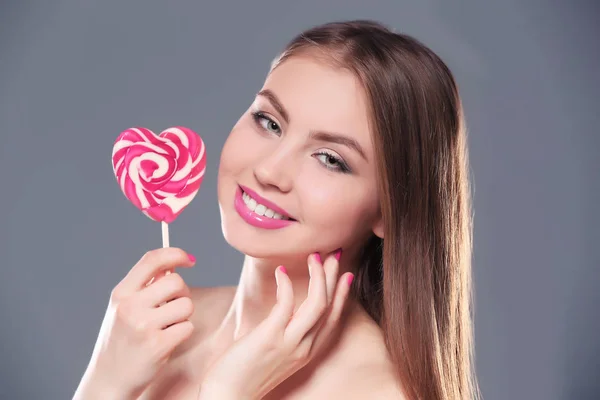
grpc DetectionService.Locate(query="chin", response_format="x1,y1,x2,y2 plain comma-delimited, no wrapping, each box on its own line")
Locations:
219,210,314,266
222,219,297,258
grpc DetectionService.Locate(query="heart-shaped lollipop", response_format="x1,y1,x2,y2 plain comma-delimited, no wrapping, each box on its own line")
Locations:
112,126,206,246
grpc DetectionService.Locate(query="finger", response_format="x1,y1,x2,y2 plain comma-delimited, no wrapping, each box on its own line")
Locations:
322,250,341,304
146,268,172,287
157,320,194,359
292,251,339,339
118,248,195,293
305,272,353,347
284,253,328,344
138,272,191,307
151,296,194,329
262,266,295,332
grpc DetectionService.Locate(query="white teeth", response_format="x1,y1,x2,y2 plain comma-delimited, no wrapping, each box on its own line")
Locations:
254,204,266,216
242,190,290,220
248,198,257,211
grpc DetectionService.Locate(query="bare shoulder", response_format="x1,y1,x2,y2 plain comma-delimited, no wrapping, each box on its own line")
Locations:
331,305,407,398
344,361,406,399
188,285,236,331
190,284,236,308
272,304,407,399
170,285,236,357
333,337,406,399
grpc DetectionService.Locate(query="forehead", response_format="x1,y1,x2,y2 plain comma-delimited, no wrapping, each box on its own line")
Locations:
261,56,372,147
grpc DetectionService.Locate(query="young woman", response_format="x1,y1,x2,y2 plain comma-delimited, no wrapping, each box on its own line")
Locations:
74,19,479,400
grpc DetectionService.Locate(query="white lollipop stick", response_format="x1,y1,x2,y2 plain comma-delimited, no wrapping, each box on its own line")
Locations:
162,222,173,279
145,222,172,291
162,221,170,248
155,222,172,304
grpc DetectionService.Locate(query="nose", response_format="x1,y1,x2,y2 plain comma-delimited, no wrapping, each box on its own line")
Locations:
253,147,294,193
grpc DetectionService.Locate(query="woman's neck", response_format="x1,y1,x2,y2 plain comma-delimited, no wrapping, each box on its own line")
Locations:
212,249,359,349
217,255,312,343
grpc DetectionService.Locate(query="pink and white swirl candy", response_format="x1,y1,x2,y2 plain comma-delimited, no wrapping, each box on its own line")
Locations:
112,126,206,223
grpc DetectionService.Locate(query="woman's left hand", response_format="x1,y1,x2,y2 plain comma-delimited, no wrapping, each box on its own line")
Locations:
198,251,354,400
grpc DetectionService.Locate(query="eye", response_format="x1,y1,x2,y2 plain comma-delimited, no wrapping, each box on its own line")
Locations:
314,151,351,173
251,111,281,135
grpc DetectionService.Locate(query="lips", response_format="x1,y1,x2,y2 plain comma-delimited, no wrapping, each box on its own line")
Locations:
238,184,295,220
234,186,295,230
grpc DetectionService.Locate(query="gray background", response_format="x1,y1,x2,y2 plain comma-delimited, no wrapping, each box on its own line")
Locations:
0,1,598,399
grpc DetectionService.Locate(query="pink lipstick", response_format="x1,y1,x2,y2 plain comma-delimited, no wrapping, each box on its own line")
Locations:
234,185,295,230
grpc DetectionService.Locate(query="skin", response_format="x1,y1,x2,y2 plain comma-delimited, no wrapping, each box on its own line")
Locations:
136,55,404,399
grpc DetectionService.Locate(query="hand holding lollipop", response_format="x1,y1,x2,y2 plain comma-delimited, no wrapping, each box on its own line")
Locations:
72,126,207,400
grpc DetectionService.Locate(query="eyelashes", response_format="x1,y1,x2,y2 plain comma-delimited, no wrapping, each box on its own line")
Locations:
250,111,351,174
251,111,281,135
313,151,351,173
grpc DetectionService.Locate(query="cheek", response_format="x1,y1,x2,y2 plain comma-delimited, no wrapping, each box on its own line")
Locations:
298,174,377,237
219,123,260,176
218,123,255,208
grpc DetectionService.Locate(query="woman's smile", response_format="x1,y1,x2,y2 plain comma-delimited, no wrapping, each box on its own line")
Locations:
234,185,297,230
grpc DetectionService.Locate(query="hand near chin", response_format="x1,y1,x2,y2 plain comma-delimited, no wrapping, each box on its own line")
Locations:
198,251,354,400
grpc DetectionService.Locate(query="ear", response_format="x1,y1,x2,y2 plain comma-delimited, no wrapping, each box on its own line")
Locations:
372,213,384,239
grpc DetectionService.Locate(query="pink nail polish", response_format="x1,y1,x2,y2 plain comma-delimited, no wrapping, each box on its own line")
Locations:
347,273,354,286
314,253,322,263
279,265,287,274
188,253,196,262
334,248,342,261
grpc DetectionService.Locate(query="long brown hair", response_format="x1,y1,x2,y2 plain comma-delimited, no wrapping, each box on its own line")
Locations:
270,20,478,399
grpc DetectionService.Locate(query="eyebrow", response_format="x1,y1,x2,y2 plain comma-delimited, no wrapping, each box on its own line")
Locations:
309,131,367,161
256,88,368,161
257,89,289,124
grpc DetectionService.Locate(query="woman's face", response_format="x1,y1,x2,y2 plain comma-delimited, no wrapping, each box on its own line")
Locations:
217,55,383,261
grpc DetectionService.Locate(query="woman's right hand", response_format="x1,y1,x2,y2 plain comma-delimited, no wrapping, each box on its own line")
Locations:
74,247,197,400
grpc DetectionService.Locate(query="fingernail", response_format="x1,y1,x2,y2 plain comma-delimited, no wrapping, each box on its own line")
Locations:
279,265,287,274
334,248,342,261
314,253,322,264
347,273,354,286
188,253,196,263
